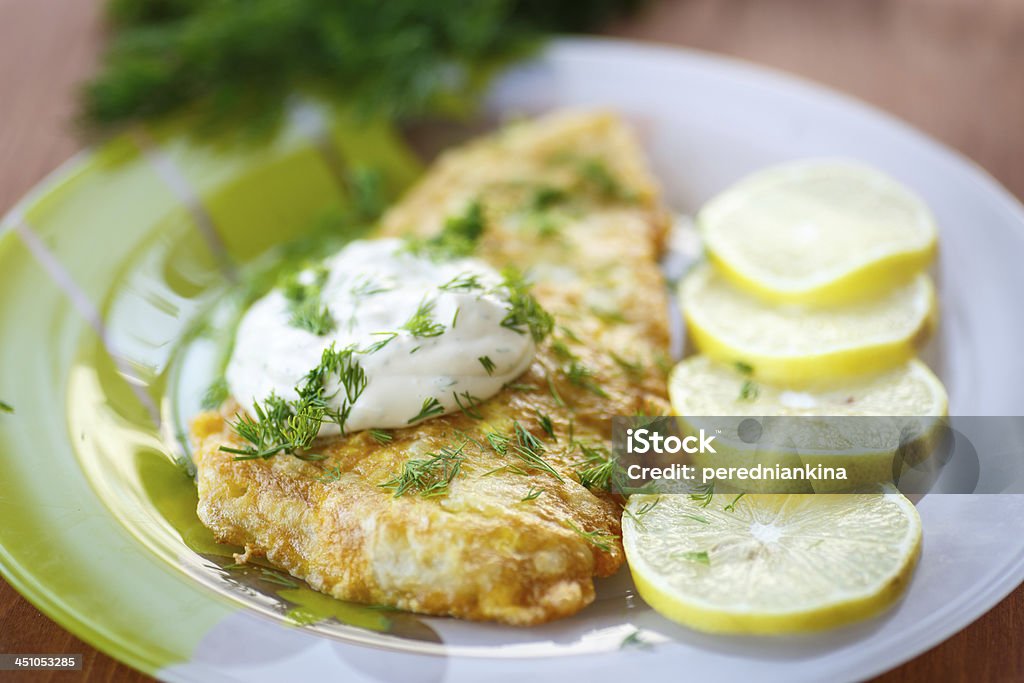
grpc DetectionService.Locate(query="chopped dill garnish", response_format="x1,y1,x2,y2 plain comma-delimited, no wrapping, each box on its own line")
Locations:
545,374,566,407
281,265,335,336
564,520,618,553
201,377,229,410
439,272,485,291
511,421,564,482
479,355,496,376
558,325,582,343
379,442,466,498
318,465,342,483
575,442,615,491
551,339,576,360
451,306,460,329
498,267,554,342
620,629,652,650
220,344,367,460
622,497,663,528
401,298,445,338
673,550,710,566
486,431,510,455
734,361,755,375
362,331,397,354
260,568,300,589
739,379,759,401
369,429,393,444
633,497,660,518
724,493,746,512
290,298,335,336
530,185,568,211
536,411,556,440
453,391,484,419
689,483,714,508
0,400,12,414
610,351,644,378
589,305,627,323
565,361,609,398
405,200,485,260
577,158,636,202
521,486,544,502
408,396,444,424
482,463,527,477
350,275,390,297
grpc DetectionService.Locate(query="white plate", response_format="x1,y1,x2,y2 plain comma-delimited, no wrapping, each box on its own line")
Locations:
9,37,1021,683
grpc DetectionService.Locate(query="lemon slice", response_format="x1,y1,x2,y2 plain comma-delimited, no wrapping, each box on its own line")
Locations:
681,263,936,384
623,490,922,634
666,356,948,491
699,161,937,305
669,355,947,417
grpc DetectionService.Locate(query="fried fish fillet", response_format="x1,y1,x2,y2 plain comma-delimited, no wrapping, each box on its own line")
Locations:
191,110,672,625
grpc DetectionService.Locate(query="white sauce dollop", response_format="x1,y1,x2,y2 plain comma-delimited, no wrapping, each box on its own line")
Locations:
226,238,535,434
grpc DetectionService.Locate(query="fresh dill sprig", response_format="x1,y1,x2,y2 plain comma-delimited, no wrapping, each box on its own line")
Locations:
401,298,445,338
564,520,618,553
281,265,335,336
369,429,393,444
545,374,566,407
551,339,576,360
318,465,342,483
564,360,609,398
739,379,760,401
362,331,398,354
405,201,485,260
505,382,538,392
521,486,544,502
689,483,715,508
478,355,496,376
221,344,367,460
672,550,710,566
408,396,444,424
440,272,485,292
350,275,390,297
497,267,554,343
622,497,662,528
535,411,556,440
260,568,301,589
486,431,511,455
575,442,615,491
511,421,564,482
379,442,466,498
620,629,652,650
589,305,627,323
83,2,642,138
734,361,755,375
0,400,12,414
453,391,484,419
577,158,636,203
529,185,568,211
723,493,746,513
610,351,644,378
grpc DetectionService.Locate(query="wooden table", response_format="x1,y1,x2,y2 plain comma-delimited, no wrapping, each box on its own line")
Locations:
1,0,1021,680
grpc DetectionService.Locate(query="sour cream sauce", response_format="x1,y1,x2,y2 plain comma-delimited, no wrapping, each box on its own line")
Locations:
226,239,535,434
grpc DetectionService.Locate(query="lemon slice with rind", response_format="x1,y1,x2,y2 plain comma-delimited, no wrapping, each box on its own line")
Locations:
699,161,937,305
623,489,922,634
666,356,948,491
681,263,936,384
